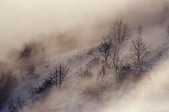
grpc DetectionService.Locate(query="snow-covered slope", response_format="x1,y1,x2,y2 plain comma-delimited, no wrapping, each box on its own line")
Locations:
1,25,169,112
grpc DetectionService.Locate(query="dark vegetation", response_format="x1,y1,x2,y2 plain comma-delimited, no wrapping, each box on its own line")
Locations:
130,25,148,66
0,62,18,106
130,37,148,65
28,63,69,96
7,63,69,112
0,74,17,105
18,41,46,70
19,41,43,60
8,97,24,112
110,45,124,82
109,19,129,44
97,21,148,84
98,36,113,61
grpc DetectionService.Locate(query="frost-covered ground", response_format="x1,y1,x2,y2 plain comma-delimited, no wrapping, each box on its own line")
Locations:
1,23,169,112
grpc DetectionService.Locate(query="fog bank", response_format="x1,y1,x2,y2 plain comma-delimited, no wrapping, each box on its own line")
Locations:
0,0,169,58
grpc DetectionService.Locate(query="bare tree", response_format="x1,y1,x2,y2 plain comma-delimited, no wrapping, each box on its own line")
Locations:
49,66,59,85
110,19,129,44
111,46,123,82
26,63,69,96
49,63,69,87
130,37,148,65
57,63,69,86
98,36,113,61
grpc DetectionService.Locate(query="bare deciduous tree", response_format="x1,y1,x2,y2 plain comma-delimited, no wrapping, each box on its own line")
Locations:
49,66,59,85
111,46,123,82
49,63,69,87
26,63,69,96
57,63,69,86
130,37,148,65
110,19,129,44
98,36,113,61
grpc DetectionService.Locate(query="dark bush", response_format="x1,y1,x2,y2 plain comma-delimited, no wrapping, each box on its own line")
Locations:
18,41,45,67
19,45,32,59
0,73,17,105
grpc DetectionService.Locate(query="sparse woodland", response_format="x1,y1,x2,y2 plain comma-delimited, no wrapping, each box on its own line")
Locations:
1,18,168,112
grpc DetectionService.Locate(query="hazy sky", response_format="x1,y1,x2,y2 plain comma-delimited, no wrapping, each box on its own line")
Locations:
0,0,168,58
0,0,130,56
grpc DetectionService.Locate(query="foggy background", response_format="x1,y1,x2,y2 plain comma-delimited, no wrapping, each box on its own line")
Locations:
0,0,169,59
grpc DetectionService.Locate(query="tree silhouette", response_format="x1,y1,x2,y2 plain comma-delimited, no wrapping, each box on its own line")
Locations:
130,37,148,65
98,36,113,61
110,19,129,44
111,45,123,82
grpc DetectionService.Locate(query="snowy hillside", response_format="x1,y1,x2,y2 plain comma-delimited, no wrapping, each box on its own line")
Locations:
1,22,169,112
1,0,169,112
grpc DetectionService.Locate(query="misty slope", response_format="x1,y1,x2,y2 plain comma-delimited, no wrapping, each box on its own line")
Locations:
1,23,169,112
1,0,169,112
